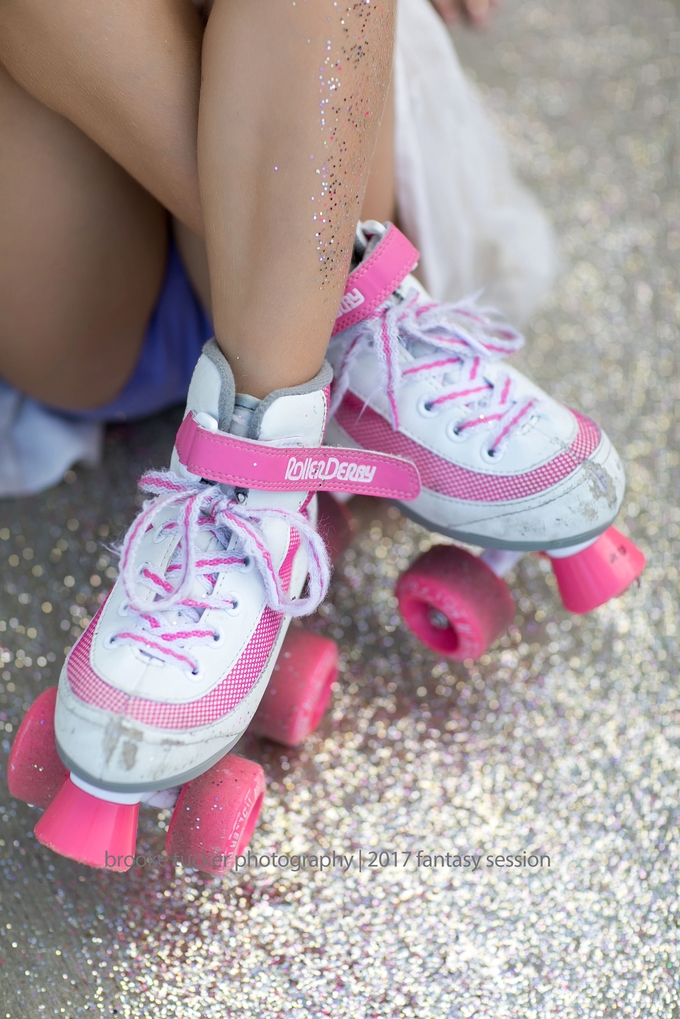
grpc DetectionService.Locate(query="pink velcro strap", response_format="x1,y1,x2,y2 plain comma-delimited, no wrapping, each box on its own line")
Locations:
332,224,420,336
175,412,421,500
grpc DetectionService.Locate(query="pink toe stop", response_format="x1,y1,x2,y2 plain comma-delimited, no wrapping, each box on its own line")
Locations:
549,526,646,614
7,687,69,808
34,778,139,871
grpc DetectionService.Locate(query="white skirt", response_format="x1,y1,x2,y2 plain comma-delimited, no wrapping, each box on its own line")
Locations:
394,0,558,324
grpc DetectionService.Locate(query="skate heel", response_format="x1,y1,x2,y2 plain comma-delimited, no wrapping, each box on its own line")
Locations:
34,777,140,871
548,526,646,614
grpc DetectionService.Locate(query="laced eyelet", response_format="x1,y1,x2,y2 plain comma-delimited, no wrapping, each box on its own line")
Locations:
189,665,203,681
225,595,242,617
211,629,224,647
103,633,118,649
117,601,129,618
153,523,173,544
445,421,469,443
480,444,505,464
417,395,441,418
238,556,254,574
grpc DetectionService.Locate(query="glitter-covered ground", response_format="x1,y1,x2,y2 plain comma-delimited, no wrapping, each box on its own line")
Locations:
1,0,679,1015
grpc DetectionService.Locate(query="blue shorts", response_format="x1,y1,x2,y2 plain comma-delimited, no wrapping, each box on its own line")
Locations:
68,239,213,422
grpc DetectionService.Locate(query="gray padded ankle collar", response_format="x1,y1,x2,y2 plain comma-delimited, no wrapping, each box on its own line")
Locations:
248,361,334,439
202,339,236,431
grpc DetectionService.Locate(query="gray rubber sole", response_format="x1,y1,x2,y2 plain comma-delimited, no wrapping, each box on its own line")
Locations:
393,501,616,552
56,730,245,795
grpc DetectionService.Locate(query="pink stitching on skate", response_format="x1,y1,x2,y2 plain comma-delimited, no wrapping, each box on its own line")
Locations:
175,412,421,500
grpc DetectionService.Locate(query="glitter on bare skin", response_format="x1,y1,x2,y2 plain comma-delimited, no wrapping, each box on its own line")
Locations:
1,0,679,1014
310,0,392,292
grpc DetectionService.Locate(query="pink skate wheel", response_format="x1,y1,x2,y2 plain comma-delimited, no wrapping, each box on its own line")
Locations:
7,687,69,808
549,526,646,614
34,778,139,871
316,491,355,564
165,754,265,875
251,628,339,746
396,545,515,660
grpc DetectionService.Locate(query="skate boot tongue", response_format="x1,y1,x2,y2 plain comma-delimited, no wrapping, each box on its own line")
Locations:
172,338,332,490
229,394,259,437
170,340,329,525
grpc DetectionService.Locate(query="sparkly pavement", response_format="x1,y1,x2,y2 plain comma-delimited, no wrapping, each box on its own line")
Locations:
1,0,679,1015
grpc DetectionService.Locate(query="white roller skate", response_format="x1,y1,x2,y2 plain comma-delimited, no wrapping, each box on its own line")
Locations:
324,221,645,659
8,340,419,871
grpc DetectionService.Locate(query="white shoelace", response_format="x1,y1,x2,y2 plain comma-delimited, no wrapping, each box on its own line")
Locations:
330,290,539,457
111,470,330,675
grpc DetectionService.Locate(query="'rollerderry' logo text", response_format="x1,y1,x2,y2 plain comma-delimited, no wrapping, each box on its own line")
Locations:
337,287,365,316
285,455,376,484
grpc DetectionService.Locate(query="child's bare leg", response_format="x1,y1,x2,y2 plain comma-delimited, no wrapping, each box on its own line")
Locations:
0,62,167,410
361,78,396,225
0,0,204,236
175,71,396,320
199,0,395,397
0,0,396,403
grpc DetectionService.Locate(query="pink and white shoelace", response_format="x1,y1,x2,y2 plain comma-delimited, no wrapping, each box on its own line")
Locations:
330,291,539,458
109,470,330,675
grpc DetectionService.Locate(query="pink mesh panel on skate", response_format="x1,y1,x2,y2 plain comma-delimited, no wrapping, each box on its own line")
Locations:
66,533,301,731
335,392,601,503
